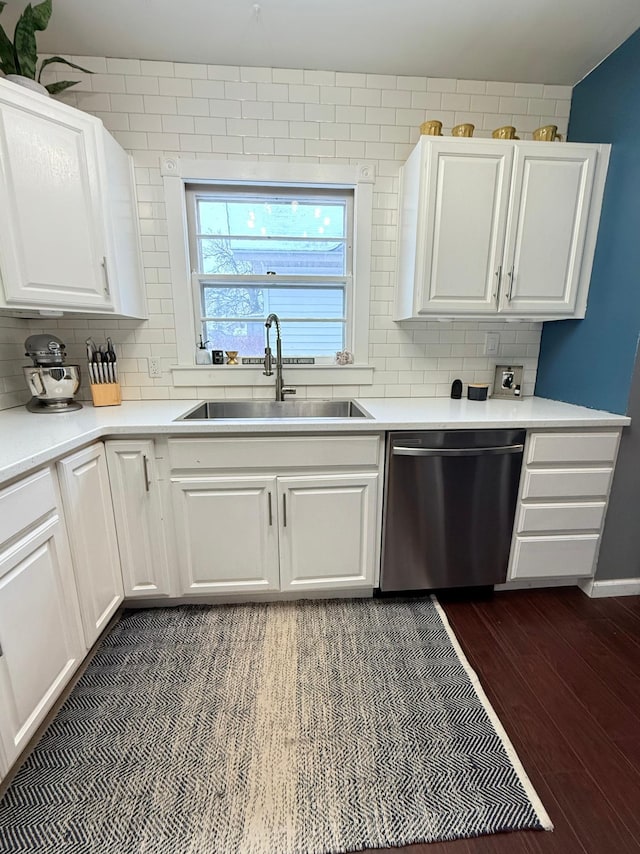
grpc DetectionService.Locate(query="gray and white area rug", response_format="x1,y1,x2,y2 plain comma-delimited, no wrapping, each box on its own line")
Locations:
0,597,552,853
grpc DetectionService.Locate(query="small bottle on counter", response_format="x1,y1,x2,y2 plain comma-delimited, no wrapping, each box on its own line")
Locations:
195,335,212,365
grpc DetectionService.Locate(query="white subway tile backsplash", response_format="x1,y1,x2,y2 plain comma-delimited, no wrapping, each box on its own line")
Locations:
140,60,175,77
125,76,160,95
208,65,241,81
351,88,382,107
176,97,209,116
0,60,564,409
240,66,273,83
106,58,141,75
410,91,442,110
159,77,193,97
319,85,351,106
272,68,303,84
486,81,516,96
441,93,471,111
427,77,457,93
143,94,177,114
514,82,544,98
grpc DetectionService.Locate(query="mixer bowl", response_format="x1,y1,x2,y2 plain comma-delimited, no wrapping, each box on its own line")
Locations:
24,365,82,411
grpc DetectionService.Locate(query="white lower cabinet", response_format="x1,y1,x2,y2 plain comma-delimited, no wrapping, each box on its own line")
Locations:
169,435,382,596
172,476,280,595
508,428,621,581
278,474,379,591
57,444,123,647
105,441,170,598
171,472,380,595
0,516,84,766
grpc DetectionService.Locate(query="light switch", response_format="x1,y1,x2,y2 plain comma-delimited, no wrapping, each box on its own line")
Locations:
485,333,500,356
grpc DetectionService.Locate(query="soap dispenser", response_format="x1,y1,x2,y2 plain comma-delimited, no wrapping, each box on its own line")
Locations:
196,335,212,365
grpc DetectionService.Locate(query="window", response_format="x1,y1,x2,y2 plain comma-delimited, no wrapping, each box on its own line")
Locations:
187,185,354,359
163,157,374,381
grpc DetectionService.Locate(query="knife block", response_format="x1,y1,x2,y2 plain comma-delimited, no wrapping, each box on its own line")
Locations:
90,382,122,407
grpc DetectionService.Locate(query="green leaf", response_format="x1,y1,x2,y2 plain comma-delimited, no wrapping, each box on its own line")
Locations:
31,0,52,30
45,79,79,95
37,55,93,82
0,3,7,15
14,7,38,79
0,23,16,74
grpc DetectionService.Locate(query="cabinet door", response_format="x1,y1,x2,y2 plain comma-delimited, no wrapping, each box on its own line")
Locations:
57,444,123,648
0,517,84,766
500,144,597,315
278,474,379,591
0,82,111,310
415,141,513,314
106,441,170,598
172,476,279,594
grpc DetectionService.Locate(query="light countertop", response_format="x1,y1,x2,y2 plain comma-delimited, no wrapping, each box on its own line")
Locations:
0,396,630,485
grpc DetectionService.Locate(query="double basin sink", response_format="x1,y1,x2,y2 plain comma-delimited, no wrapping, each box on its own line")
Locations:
178,400,371,420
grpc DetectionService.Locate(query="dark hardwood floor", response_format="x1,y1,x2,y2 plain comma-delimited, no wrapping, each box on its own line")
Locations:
371,587,640,854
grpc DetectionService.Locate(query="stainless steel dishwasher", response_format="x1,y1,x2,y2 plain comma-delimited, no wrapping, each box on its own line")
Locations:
380,429,525,591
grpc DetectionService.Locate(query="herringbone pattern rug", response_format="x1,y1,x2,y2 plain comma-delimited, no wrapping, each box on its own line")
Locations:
0,598,551,852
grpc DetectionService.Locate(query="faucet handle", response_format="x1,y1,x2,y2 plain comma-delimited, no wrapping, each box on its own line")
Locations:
282,387,296,397
263,347,273,376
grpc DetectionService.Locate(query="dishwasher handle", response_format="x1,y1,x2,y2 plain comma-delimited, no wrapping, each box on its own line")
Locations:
392,444,524,457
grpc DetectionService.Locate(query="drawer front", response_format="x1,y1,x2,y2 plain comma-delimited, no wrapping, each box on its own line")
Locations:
0,468,57,547
168,435,381,471
511,534,599,580
527,431,619,465
517,501,607,534
522,467,612,500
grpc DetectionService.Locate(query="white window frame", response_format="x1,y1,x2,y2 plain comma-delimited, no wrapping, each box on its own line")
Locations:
163,157,375,387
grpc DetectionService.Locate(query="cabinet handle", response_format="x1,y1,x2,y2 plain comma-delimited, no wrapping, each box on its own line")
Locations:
283,493,287,527
142,455,151,492
101,256,111,296
493,265,502,301
507,267,515,300
267,491,273,526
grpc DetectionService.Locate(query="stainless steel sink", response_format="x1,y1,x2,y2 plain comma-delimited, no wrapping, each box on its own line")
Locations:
177,400,372,420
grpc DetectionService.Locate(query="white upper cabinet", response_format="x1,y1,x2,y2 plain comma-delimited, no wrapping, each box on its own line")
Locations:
412,141,513,315
395,136,609,321
0,80,146,317
499,145,597,316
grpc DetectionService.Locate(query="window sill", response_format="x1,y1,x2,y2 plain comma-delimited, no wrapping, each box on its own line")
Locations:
171,364,374,387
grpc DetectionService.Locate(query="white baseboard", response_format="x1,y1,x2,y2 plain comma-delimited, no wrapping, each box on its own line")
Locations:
579,577,640,598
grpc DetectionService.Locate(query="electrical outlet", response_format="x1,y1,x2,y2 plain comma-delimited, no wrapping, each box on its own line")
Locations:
485,333,500,356
148,357,162,378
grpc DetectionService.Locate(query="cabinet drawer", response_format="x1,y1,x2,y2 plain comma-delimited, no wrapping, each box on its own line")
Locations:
522,467,612,500
510,534,599,579
0,468,57,547
168,435,381,471
517,501,606,534
527,431,619,465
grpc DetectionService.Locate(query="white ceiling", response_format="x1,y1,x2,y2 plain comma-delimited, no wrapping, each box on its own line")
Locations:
3,0,640,85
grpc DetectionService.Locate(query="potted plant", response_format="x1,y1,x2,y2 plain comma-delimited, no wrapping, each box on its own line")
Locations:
0,0,92,96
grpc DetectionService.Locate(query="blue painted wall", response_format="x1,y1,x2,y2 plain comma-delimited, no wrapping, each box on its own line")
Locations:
535,27,640,414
